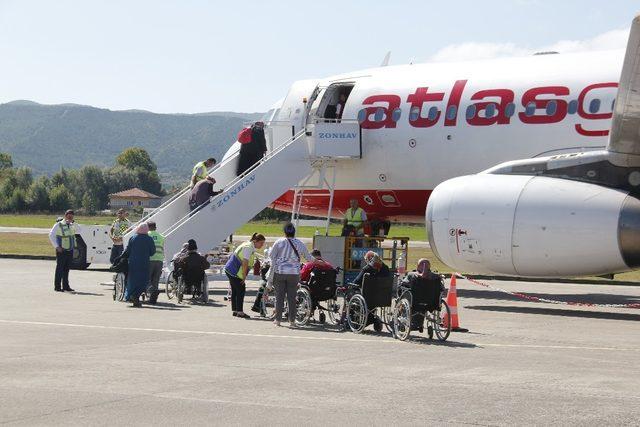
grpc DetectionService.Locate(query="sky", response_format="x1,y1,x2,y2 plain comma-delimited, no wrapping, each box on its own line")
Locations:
0,0,637,113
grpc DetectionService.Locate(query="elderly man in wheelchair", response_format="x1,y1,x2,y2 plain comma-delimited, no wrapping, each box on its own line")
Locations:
344,251,395,333
170,239,210,303
393,259,451,341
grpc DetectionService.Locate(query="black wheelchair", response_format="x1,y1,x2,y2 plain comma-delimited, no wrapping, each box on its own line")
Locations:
346,274,396,334
295,268,343,326
392,275,451,341
166,262,208,304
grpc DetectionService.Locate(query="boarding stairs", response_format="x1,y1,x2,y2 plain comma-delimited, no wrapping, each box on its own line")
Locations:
126,120,361,259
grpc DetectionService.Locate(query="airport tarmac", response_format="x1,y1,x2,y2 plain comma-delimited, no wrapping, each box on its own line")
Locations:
1,259,639,426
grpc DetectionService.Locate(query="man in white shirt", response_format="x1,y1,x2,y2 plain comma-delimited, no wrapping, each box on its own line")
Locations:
268,223,315,328
48,210,77,292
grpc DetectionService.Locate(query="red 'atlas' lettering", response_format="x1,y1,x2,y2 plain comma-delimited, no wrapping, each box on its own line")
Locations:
466,89,515,126
444,80,467,127
519,86,569,124
407,87,444,128
360,95,402,129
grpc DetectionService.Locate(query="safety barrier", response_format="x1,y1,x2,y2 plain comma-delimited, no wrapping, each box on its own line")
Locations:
454,272,640,309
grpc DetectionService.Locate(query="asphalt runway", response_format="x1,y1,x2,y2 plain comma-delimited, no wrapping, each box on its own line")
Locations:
1,259,639,426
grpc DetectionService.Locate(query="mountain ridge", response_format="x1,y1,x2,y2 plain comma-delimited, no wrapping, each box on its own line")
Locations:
0,100,263,184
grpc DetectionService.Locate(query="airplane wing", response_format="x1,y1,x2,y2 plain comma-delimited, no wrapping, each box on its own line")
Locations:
608,14,640,161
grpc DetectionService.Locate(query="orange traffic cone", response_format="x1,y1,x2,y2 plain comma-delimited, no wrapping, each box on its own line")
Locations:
444,274,468,332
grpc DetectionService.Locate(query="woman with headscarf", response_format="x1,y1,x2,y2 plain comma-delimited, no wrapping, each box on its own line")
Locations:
122,222,156,307
399,259,445,330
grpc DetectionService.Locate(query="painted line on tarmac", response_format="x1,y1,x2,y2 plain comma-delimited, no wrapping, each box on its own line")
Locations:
2,319,640,353
0,319,390,344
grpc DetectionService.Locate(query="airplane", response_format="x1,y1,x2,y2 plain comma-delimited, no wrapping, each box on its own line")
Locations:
426,14,640,278
225,37,622,227
76,14,636,277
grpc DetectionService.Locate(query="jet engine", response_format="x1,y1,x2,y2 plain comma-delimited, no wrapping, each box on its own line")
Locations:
426,174,640,277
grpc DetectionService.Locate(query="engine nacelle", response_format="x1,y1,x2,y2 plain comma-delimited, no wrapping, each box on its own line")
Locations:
426,174,640,277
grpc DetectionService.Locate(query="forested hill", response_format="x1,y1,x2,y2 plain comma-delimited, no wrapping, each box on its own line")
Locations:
0,100,262,183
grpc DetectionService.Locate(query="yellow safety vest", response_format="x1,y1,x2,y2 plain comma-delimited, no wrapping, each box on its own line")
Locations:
148,231,165,262
192,161,208,182
56,221,77,250
225,241,255,280
345,207,365,227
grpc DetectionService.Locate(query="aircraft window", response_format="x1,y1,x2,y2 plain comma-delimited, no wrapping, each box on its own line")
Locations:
485,103,496,118
465,104,476,120
446,105,457,120
357,109,367,124
505,103,516,117
611,99,615,111
391,108,402,122
567,100,578,115
374,107,385,122
589,99,601,114
525,102,536,117
546,100,557,116
409,106,420,121
427,106,439,121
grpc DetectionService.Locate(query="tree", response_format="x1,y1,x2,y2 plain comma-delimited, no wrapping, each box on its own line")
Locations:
113,148,163,196
14,167,33,190
26,177,50,211
0,153,12,170
81,193,99,214
49,185,73,212
7,188,26,212
116,147,157,172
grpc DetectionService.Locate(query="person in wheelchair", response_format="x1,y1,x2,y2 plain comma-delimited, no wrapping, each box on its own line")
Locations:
174,239,210,303
300,249,334,283
342,251,391,328
250,256,271,316
352,251,390,286
399,259,445,331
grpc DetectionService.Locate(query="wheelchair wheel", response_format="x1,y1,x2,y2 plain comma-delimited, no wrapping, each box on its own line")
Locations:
176,277,185,303
114,273,125,302
166,272,177,300
295,287,313,326
347,294,367,334
380,306,394,334
262,284,286,320
327,294,345,325
434,299,451,341
393,297,412,341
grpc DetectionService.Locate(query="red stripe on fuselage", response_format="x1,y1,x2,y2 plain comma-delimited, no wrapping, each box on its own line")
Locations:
271,189,432,223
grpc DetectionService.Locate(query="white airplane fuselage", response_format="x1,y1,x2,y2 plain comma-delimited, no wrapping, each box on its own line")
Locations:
236,50,624,222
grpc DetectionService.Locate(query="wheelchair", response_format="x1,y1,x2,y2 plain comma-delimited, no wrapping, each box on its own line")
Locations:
166,263,208,304
346,274,395,334
112,272,150,303
392,276,451,341
295,268,343,326
113,272,126,302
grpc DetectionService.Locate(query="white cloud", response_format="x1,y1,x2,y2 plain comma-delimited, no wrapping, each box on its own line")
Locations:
429,28,630,63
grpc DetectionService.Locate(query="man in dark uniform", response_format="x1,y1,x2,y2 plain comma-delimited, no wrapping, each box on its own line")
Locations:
48,209,77,292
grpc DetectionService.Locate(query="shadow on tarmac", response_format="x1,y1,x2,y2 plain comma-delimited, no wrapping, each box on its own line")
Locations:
466,305,640,321
68,291,104,297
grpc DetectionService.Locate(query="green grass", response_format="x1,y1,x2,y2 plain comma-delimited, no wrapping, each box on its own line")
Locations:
0,233,53,257
0,214,428,240
234,221,427,241
0,214,122,228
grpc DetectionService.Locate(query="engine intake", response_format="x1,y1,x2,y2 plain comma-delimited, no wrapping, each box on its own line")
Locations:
426,174,640,277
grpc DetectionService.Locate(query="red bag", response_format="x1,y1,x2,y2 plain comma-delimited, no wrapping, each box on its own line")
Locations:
237,127,252,144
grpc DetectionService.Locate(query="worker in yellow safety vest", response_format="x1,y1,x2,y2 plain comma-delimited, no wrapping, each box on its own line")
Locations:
342,198,367,237
191,158,217,187
147,221,165,304
48,209,78,292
